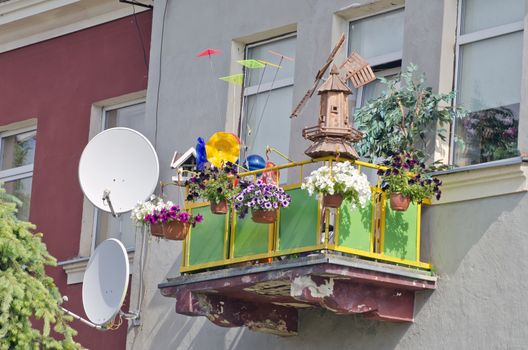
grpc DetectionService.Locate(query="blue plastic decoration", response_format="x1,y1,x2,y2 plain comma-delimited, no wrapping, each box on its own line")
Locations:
196,137,207,171
245,154,266,171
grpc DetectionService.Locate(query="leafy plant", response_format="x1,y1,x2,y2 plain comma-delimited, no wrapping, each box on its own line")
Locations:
301,161,371,209
354,64,465,162
186,162,240,204
0,186,82,349
233,180,291,219
378,152,442,203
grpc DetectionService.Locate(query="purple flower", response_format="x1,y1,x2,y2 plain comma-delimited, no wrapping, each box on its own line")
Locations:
195,214,204,223
178,212,190,223
282,200,290,207
264,202,272,209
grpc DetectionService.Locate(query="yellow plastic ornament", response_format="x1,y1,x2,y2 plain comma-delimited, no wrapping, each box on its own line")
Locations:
205,132,240,168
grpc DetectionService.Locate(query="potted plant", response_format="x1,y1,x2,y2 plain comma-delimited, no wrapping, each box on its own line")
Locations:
131,196,203,240
233,180,291,224
186,162,240,214
302,161,371,209
378,152,442,211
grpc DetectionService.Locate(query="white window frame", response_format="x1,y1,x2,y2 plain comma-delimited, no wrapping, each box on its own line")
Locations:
0,125,36,180
0,125,36,221
90,98,146,254
347,7,404,109
451,0,524,164
240,32,296,156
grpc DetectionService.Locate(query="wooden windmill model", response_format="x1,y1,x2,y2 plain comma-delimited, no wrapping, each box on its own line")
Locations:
291,33,376,160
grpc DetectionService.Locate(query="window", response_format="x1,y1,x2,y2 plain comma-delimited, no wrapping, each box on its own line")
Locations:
453,0,524,166
91,101,147,251
240,34,296,166
348,8,404,108
0,126,36,221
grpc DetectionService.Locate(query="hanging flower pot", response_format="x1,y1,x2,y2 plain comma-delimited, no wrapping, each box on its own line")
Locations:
210,200,228,214
323,193,344,208
163,221,190,241
390,192,411,211
251,209,277,224
150,223,164,237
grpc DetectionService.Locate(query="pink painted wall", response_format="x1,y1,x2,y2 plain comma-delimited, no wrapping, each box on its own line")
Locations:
0,11,152,349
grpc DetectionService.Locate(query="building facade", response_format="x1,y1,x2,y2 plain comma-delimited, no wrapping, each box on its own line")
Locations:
0,1,152,348
126,0,528,349
1,0,527,349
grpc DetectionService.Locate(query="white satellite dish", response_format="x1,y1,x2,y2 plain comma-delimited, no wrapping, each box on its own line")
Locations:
82,239,130,326
78,127,159,215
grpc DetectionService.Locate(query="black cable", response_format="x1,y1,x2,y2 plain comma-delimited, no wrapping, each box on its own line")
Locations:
132,5,149,73
154,0,169,149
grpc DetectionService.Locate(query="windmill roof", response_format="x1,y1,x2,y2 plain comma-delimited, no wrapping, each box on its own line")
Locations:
318,65,351,94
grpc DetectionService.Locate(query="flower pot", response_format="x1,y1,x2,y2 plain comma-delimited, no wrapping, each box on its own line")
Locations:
163,221,190,241
210,200,228,214
323,193,343,208
390,193,411,211
150,223,164,237
251,209,277,224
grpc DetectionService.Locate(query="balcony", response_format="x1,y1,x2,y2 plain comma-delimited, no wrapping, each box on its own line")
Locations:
159,158,436,335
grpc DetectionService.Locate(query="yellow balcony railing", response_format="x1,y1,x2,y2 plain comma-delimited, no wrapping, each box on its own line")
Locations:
181,157,431,273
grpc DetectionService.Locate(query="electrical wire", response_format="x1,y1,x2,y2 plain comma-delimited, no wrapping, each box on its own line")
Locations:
132,5,149,73
153,0,169,149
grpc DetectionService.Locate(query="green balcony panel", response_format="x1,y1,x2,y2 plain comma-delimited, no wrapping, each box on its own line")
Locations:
233,216,270,258
278,188,319,252
337,199,373,251
188,206,227,266
383,203,418,261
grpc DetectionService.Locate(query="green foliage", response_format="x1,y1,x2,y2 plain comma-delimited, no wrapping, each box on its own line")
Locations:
0,187,82,349
354,64,465,162
186,162,240,204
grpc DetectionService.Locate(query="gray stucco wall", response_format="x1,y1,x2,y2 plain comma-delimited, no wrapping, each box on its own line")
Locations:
126,1,528,349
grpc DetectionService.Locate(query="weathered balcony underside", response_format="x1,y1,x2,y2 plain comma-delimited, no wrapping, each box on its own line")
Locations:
159,254,436,336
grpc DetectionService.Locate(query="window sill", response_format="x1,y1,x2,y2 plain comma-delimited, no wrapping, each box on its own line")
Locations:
58,250,134,285
432,157,528,205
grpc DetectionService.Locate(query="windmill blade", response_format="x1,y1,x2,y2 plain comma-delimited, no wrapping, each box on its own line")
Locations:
339,52,376,88
290,33,346,118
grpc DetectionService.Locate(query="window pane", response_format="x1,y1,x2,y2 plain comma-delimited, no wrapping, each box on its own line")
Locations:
458,32,522,112
246,36,296,86
349,9,404,62
4,177,32,221
105,102,148,133
360,73,398,106
1,130,36,170
461,0,524,34
455,32,522,165
243,86,293,166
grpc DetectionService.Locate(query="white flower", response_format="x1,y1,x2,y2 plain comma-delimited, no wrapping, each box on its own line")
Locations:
302,162,371,209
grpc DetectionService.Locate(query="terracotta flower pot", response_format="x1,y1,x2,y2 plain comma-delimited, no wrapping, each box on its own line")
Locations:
323,193,343,208
163,221,190,241
390,193,411,211
150,223,164,237
210,200,228,214
251,209,277,224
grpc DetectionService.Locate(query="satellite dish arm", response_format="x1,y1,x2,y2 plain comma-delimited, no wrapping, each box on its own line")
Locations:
102,190,118,218
60,306,105,331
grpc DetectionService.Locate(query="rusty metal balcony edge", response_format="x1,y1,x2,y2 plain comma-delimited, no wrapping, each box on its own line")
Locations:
159,253,436,289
